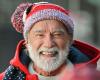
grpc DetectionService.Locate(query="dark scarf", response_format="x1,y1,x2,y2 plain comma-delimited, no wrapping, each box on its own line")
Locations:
3,46,90,80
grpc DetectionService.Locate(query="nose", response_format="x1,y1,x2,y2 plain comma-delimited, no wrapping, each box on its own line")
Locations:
43,35,55,48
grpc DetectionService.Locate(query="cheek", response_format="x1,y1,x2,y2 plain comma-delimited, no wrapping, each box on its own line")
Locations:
55,39,69,50
28,38,43,51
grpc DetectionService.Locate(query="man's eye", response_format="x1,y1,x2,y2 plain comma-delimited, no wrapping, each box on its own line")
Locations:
54,33,61,36
35,34,44,38
53,33,63,37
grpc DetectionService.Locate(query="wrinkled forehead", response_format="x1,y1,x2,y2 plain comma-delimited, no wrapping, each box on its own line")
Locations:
30,20,67,33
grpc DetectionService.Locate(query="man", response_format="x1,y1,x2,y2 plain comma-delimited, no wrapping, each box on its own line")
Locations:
0,2,100,80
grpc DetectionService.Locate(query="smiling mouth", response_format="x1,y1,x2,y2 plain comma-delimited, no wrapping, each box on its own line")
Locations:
40,51,58,57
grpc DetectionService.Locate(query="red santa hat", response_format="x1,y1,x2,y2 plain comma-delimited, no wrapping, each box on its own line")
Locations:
11,2,74,39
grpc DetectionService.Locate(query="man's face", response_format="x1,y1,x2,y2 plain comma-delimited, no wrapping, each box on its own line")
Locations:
27,20,71,72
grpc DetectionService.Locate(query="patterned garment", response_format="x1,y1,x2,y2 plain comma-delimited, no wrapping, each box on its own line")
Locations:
3,65,26,80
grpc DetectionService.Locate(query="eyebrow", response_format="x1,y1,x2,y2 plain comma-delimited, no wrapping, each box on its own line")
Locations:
53,28,66,33
33,29,44,33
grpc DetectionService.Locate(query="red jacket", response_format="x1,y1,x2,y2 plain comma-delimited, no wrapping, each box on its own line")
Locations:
0,40,100,80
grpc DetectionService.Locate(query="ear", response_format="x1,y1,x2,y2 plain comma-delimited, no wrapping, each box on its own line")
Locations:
24,40,28,48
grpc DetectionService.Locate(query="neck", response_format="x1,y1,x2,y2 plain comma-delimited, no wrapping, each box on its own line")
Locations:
33,62,66,76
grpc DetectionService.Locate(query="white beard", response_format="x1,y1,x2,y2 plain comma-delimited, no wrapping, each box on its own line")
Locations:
27,43,70,72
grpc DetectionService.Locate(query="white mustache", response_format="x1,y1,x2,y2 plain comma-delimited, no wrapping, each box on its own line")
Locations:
38,47,59,54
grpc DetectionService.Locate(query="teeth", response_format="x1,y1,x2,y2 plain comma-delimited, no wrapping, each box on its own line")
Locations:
40,51,58,55
42,51,55,55
39,51,58,57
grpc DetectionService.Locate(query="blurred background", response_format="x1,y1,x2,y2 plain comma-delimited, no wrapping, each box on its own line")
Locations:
0,0,100,72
